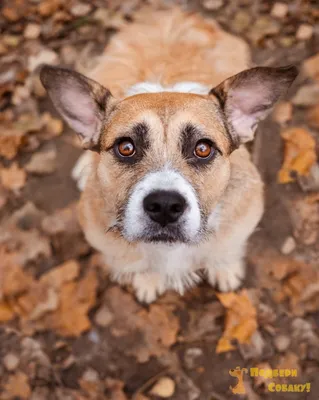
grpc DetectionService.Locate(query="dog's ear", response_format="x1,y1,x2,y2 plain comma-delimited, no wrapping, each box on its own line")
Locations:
40,65,113,150
210,66,298,145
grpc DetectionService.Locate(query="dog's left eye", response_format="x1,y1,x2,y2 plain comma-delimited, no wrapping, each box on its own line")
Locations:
194,140,214,159
117,139,135,157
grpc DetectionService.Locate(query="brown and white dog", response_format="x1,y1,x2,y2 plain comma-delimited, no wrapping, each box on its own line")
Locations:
40,9,297,303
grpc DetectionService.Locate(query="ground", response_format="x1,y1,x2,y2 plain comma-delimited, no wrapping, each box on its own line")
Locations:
0,1,319,400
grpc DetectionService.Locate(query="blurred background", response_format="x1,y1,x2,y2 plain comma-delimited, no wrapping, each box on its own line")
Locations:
0,1,318,399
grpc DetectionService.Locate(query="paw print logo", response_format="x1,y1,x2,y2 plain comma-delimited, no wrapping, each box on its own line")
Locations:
229,366,248,395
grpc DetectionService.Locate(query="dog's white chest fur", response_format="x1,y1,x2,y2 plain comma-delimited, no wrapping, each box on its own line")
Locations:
110,242,202,303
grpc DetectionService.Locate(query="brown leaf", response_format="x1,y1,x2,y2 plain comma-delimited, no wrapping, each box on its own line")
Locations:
25,147,57,175
40,268,98,336
149,377,176,398
251,247,319,316
0,302,15,322
1,204,51,266
79,368,103,399
303,52,319,81
105,378,128,400
15,260,95,336
288,195,319,245
41,112,64,138
104,287,179,363
216,290,258,353
38,0,61,17
2,372,31,400
1,162,26,190
40,260,80,288
0,124,26,159
307,104,319,128
41,203,90,259
277,262,319,316
1,263,34,298
278,127,317,184
16,283,59,321
182,302,223,342
0,247,36,322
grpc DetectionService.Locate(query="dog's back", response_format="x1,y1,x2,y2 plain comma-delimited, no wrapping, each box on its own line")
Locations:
88,9,251,96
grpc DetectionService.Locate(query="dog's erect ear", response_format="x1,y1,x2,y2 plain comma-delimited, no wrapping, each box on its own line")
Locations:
40,65,113,150
210,66,298,145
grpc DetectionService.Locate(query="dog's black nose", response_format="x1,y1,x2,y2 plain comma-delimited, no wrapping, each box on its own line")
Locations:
143,190,186,227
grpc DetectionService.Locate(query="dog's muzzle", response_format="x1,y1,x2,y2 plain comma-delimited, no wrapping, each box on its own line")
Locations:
122,168,201,244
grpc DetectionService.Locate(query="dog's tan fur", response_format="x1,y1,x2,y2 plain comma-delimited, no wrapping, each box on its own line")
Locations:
40,9,297,303
88,9,250,96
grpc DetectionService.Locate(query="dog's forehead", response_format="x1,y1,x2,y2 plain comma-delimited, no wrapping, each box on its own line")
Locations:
102,92,230,152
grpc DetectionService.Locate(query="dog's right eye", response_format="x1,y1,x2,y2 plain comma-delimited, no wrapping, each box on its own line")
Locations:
116,139,136,157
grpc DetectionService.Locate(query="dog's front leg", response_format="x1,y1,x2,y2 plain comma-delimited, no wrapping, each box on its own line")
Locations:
204,235,247,292
132,272,166,304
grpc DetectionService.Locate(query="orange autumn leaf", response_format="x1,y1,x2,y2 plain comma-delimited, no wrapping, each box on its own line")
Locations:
275,262,319,316
41,268,98,337
0,125,26,160
307,104,319,128
1,264,34,299
0,256,97,336
3,372,31,399
278,127,317,184
303,52,319,81
0,250,34,323
216,290,258,354
0,162,26,190
0,301,15,322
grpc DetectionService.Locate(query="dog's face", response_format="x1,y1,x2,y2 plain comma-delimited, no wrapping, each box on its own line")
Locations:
98,92,232,243
40,65,297,244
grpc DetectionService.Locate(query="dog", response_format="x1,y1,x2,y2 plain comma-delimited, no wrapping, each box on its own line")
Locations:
40,9,297,303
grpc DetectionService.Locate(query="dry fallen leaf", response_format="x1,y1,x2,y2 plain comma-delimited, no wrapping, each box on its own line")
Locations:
149,377,176,398
1,263,34,299
250,247,319,316
41,202,90,259
2,371,31,400
39,267,98,336
0,252,97,336
40,112,64,139
216,289,258,353
104,287,180,363
0,124,26,159
303,52,319,81
288,196,319,245
25,147,57,175
79,368,104,399
0,302,16,322
105,378,128,400
1,162,27,190
278,127,317,184
307,104,319,128
275,262,319,316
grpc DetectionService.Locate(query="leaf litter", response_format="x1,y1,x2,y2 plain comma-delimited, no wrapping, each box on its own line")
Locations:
0,0,319,399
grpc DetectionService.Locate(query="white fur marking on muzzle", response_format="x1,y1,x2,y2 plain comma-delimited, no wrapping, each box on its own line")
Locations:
123,168,201,242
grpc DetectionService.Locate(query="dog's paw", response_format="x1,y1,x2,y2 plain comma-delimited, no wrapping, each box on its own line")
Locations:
207,261,245,292
132,273,164,304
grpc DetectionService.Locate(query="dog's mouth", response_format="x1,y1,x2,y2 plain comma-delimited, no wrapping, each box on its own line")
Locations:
143,229,187,244
134,220,189,243
107,221,189,243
